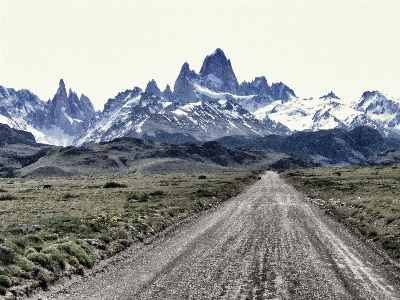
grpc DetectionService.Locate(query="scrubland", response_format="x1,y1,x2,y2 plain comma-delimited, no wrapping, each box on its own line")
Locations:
0,171,261,297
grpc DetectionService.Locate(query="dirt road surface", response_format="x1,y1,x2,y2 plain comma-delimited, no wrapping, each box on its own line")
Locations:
33,172,400,299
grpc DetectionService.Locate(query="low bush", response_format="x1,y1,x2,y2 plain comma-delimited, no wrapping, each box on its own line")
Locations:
27,252,49,268
0,194,16,201
195,188,217,198
68,256,80,267
0,286,7,295
0,275,12,288
103,182,127,189
0,245,16,265
62,192,77,200
60,242,93,267
48,251,66,272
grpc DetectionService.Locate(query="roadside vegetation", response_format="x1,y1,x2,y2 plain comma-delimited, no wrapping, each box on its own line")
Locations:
280,165,400,262
0,171,262,297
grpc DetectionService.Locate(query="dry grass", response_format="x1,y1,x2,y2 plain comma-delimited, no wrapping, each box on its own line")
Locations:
0,170,262,296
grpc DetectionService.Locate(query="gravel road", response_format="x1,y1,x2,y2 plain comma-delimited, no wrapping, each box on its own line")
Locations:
34,172,400,299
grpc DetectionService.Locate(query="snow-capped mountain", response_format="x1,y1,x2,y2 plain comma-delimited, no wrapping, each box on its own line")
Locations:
0,79,96,146
2,48,400,146
75,49,295,145
74,77,290,146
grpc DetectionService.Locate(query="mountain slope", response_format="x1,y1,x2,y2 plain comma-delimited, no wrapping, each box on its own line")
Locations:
17,138,289,177
216,126,396,166
0,80,96,146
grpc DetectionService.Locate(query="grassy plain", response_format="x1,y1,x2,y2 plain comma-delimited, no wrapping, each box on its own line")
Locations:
280,165,400,262
0,170,262,296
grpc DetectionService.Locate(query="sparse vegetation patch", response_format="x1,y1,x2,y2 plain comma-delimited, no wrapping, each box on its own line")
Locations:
0,170,262,295
103,181,127,188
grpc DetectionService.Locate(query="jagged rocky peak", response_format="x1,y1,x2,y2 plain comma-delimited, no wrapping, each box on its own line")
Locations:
355,90,400,115
173,62,198,104
199,48,239,94
162,84,176,101
363,90,384,97
44,79,96,136
271,82,297,102
103,87,142,113
240,76,272,96
47,79,68,121
320,91,340,100
56,79,68,98
145,79,162,98
355,91,386,111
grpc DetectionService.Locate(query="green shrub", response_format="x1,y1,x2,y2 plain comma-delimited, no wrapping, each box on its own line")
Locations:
0,275,12,288
0,286,6,295
60,242,93,267
48,251,66,272
24,234,44,244
103,182,127,189
13,236,28,248
150,190,166,197
68,256,79,267
0,194,16,201
37,270,52,291
0,245,16,265
62,192,77,200
27,252,49,268
112,229,129,240
195,188,217,198
126,193,150,202
99,235,113,244
20,271,33,279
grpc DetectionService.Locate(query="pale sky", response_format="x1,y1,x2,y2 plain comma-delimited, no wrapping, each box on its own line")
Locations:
1,0,400,110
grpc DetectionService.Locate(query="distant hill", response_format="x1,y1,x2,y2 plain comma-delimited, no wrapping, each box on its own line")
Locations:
2,125,400,178
17,138,290,177
0,124,55,177
217,126,400,166
0,123,37,146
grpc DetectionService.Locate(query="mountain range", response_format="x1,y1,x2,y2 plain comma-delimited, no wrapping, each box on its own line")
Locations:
1,48,400,146
2,123,400,178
